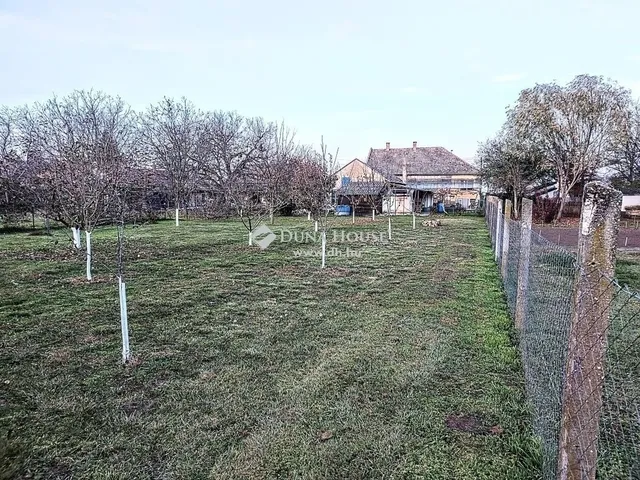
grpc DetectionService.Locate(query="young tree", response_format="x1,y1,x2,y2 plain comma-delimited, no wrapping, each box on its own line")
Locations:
27,90,135,279
356,167,387,221
291,138,338,268
509,75,630,221
140,97,202,225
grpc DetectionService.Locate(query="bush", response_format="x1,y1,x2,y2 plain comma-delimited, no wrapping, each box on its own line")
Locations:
533,196,561,223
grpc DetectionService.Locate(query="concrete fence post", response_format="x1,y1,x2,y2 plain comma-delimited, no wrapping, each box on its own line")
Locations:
515,198,533,330
495,199,503,262
557,182,622,480
501,199,512,278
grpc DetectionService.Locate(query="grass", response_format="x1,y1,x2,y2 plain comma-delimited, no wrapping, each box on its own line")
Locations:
0,216,540,479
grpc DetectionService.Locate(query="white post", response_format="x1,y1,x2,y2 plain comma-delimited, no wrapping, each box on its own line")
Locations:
321,231,326,268
388,216,392,241
315,220,318,233
494,200,503,261
118,277,131,363
175,208,179,226
412,212,416,230
86,231,92,281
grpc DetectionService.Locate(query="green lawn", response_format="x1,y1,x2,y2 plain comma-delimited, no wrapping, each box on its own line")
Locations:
1,216,540,479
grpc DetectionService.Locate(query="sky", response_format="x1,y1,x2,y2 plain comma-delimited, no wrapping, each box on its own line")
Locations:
1,0,639,165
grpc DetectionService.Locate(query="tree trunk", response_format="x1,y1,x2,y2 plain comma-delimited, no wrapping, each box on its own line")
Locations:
388,216,392,240
248,231,253,246
72,227,81,249
175,207,180,226
372,208,375,221
270,209,274,225
321,231,326,268
512,191,519,220
412,212,416,230
555,189,568,223
352,208,355,224
86,231,92,281
307,211,311,221
314,220,318,233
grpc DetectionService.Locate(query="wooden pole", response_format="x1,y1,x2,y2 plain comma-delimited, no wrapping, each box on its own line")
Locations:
557,182,622,480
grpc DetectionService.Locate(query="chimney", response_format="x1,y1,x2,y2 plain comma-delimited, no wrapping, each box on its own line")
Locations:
412,141,417,150
385,142,390,150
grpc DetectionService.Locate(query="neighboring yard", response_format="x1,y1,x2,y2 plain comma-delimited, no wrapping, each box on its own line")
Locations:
1,216,540,479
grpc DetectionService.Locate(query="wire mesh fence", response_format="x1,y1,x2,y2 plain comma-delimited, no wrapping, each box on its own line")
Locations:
485,192,640,480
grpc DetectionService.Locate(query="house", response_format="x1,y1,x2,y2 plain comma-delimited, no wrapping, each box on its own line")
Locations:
333,158,404,214
333,142,481,214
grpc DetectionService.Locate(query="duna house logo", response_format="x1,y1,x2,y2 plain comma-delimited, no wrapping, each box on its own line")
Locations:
252,224,277,250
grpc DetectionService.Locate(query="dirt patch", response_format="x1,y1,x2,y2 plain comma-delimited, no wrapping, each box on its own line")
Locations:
440,317,458,327
535,226,640,250
122,399,154,416
445,414,503,436
47,348,72,363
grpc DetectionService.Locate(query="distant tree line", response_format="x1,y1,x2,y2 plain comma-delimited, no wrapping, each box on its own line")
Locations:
478,74,640,221
0,90,336,230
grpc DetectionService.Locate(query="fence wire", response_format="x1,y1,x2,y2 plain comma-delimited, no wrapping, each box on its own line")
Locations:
485,197,640,480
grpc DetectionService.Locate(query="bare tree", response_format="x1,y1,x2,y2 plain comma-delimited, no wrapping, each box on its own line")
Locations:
291,138,338,268
509,75,630,221
259,121,297,224
197,111,273,221
140,97,202,225
26,90,135,279
0,107,36,225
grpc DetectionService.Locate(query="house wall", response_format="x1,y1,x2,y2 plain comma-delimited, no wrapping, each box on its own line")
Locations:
334,160,386,189
382,194,412,214
407,174,481,190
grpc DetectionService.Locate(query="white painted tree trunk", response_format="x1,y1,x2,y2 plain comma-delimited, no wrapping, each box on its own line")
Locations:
71,227,81,249
321,231,326,268
175,208,179,226
314,221,318,233
413,212,416,230
307,212,311,221
248,231,253,246
388,216,392,241
352,208,355,224
86,231,92,281
118,276,131,363
372,209,375,221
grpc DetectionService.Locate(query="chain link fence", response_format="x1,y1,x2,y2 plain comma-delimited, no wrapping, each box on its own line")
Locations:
485,188,640,480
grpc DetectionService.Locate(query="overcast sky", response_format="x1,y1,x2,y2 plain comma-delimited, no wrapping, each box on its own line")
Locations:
1,0,639,164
